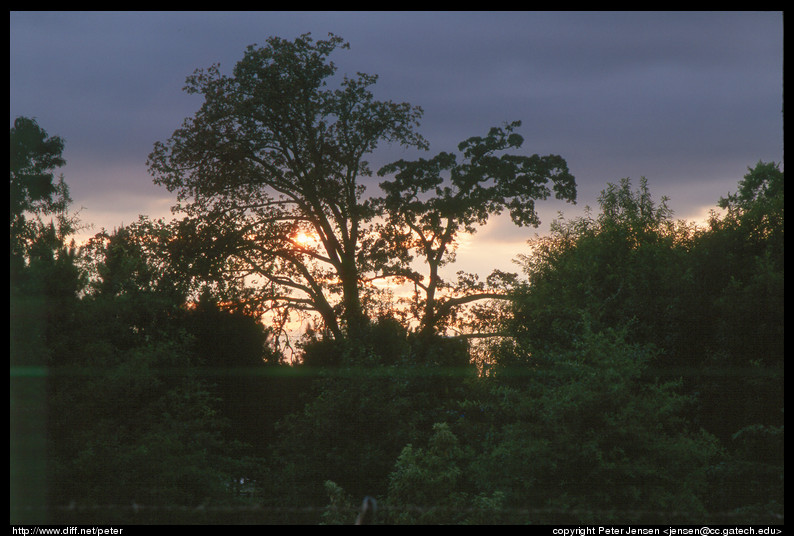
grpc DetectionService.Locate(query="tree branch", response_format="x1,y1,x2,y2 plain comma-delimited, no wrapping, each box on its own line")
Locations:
434,292,513,321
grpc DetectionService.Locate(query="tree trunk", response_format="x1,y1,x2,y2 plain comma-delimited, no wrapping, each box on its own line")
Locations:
340,255,367,341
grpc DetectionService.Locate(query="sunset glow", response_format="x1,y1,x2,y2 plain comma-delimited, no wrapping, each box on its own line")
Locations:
294,232,314,246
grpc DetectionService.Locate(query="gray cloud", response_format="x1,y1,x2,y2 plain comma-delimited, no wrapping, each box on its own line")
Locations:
11,11,783,258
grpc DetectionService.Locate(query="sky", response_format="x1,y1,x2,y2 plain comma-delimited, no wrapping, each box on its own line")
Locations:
10,11,784,277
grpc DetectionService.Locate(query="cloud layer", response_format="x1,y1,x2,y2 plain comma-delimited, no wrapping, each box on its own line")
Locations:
11,11,783,272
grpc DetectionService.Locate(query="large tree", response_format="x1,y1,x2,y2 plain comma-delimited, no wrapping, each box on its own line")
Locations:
148,33,576,345
148,33,426,341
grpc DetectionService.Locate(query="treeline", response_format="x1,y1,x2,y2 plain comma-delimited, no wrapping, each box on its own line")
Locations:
9,32,783,526
10,113,782,524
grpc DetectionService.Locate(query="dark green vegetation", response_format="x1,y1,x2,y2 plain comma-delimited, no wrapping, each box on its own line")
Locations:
11,34,782,525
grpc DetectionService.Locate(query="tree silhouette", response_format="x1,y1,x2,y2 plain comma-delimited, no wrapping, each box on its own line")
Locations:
148,33,426,342
148,34,576,345
10,116,74,275
377,121,576,337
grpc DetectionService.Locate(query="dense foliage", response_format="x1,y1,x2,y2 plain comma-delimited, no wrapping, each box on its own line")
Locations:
11,45,782,525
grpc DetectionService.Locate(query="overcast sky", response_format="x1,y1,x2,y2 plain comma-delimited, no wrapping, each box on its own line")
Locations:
10,11,783,275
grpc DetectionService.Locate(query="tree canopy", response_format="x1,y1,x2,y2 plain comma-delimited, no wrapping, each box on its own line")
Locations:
10,116,75,281
147,33,427,342
377,120,575,337
10,116,69,225
147,33,577,347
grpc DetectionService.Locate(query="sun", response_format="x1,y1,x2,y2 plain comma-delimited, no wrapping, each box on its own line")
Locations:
294,231,314,245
